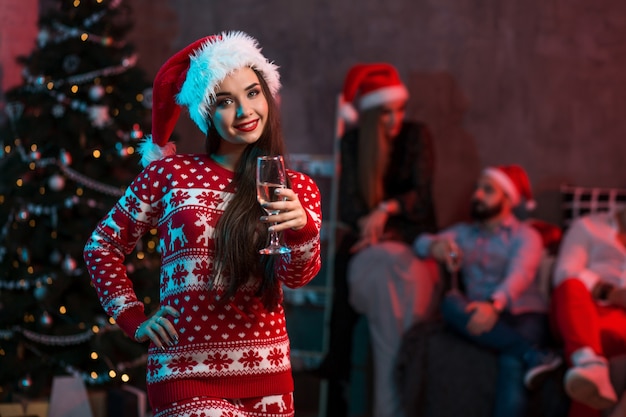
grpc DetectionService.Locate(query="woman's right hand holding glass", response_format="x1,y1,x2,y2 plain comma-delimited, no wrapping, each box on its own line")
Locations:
260,187,307,232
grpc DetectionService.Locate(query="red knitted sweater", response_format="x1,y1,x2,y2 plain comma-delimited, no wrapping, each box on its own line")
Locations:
83,154,322,407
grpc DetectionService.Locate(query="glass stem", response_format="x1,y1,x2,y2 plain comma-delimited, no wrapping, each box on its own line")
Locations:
269,224,281,247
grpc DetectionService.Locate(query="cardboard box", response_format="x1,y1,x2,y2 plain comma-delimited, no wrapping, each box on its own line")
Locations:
0,403,24,417
0,401,48,417
107,385,147,417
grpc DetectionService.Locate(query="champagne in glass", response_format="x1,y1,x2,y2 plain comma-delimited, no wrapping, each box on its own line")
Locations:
257,182,283,215
256,155,291,254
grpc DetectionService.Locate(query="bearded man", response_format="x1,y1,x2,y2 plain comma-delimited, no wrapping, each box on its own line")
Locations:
413,165,562,417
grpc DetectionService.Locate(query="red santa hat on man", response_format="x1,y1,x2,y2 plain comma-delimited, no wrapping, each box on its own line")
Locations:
483,164,537,210
137,31,281,167
339,63,409,124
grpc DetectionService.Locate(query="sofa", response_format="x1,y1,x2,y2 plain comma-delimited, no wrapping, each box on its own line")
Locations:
394,184,626,417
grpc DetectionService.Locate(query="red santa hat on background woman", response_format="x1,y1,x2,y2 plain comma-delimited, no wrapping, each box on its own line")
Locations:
483,164,537,210
339,63,409,124
137,31,281,167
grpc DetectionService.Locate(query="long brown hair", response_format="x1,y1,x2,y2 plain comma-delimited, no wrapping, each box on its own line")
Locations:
357,107,389,209
206,68,287,310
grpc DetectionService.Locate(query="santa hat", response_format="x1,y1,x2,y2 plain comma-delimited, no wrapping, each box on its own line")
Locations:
339,63,409,124
483,165,537,210
137,31,281,167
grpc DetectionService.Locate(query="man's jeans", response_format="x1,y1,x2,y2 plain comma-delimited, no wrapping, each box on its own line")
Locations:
440,293,550,417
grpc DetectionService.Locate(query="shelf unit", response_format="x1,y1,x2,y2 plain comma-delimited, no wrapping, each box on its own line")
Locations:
286,152,338,416
285,153,336,369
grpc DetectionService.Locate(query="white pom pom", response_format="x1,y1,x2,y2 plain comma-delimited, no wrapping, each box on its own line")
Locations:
339,102,359,124
137,135,177,167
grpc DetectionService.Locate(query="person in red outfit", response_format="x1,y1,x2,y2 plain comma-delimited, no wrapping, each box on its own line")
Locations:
551,207,626,416
83,31,322,417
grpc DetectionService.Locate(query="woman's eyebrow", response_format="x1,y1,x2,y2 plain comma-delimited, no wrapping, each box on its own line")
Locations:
215,83,260,97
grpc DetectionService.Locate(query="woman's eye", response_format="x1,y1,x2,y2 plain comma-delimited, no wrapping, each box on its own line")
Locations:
248,88,261,98
216,98,233,107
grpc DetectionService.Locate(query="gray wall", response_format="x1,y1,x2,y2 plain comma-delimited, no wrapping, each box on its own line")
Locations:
128,0,626,228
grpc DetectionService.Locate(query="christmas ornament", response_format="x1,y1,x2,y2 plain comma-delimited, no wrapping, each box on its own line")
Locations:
5,101,24,121
94,316,108,327
88,105,111,128
100,36,114,46
17,210,30,221
34,286,47,301
52,104,66,118
18,247,30,263
48,174,66,191
130,124,143,139
62,255,77,274
142,87,153,109
65,196,80,208
37,28,50,47
89,85,105,101
59,149,72,166
18,374,33,390
63,54,81,73
40,311,53,327
117,145,130,157
50,250,62,264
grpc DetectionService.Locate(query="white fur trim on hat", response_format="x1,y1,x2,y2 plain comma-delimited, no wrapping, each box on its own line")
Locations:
358,85,409,111
483,167,521,206
137,135,177,167
176,31,281,135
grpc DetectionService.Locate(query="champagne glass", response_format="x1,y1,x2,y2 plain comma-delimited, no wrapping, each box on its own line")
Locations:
256,155,291,255
446,240,462,296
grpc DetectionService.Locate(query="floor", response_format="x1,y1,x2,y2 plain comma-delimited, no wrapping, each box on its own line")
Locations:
293,317,373,417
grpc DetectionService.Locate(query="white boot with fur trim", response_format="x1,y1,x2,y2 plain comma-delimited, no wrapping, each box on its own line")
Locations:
564,347,618,410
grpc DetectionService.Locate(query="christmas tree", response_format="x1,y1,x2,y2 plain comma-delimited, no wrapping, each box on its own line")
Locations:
0,0,160,400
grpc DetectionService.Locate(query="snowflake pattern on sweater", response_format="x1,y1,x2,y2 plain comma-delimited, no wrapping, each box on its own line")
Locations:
84,154,322,403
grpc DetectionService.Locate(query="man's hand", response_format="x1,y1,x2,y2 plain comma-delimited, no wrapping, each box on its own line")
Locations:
430,239,462,272
465,301,499,335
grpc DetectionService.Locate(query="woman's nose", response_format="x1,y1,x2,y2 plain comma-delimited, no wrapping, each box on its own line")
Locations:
236,103,249,118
